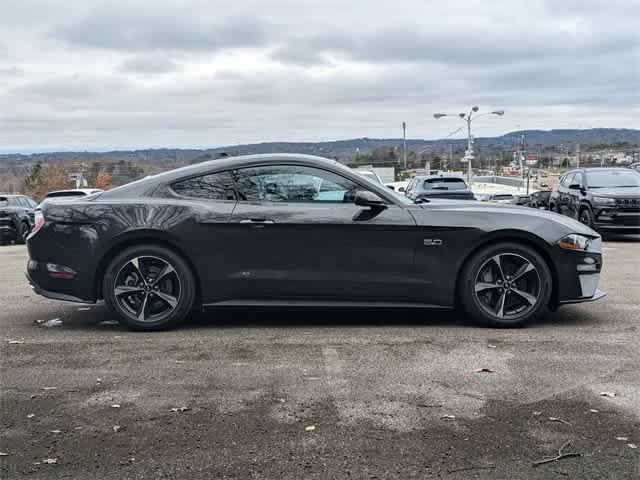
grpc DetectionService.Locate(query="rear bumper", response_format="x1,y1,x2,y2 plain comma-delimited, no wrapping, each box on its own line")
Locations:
25,260,96,304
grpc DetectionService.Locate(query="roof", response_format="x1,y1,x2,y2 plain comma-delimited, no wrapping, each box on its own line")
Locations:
412,174,466,181
567,167,636,173
97,153,400,203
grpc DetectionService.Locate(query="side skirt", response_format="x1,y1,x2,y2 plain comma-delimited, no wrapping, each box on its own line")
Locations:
202,299,453,309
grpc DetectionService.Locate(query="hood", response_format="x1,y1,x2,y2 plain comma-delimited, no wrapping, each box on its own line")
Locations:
588,187,640,197
408,199,599,240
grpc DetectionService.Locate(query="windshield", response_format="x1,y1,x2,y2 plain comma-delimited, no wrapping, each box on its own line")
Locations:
423,178,467,190
587,170,640,188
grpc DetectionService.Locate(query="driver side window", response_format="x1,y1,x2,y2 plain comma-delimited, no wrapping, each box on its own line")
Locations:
234,165,361,203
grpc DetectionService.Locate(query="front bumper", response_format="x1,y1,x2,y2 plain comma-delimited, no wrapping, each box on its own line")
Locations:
552,244,606,306
593,206,640,232
559,288,606,305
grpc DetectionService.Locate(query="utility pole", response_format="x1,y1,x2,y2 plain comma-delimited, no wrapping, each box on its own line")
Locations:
433,107,504,182
465,115,473,182
402,122,407,170
576,143,580,168
520,133,526,183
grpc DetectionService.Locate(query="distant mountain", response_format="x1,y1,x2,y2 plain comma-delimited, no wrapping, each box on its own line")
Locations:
1,128,638,166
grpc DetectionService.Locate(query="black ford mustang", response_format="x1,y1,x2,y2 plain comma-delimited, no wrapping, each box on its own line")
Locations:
26,154,605,330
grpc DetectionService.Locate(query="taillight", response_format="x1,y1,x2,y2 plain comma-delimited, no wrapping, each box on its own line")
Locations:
29,208,45,237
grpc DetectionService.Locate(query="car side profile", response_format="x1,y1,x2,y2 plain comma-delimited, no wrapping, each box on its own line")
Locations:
0,194,37,245
27,154,605,330
549,168,640,233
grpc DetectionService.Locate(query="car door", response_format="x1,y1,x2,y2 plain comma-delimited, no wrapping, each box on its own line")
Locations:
558,173,574,215
227,163,419,301
566,172,585,218
18,196,35,227
169,169,240,301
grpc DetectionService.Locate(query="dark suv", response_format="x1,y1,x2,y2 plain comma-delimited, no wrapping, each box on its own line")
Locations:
549,168,640,233
0,194,37,244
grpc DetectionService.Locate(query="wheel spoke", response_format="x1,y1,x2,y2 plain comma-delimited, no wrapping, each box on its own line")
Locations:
136,293,149,321
491,255,505,281
512,262,535,282
511,288,537,306
129,257,147,285
154,291,178,308
495,290,507,317
152,263,176,285
475,282,500,293
114,285,144,296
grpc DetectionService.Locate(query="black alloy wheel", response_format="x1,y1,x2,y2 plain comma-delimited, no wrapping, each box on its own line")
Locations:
459,242,552,327
103,245,195,330
579,207,594,228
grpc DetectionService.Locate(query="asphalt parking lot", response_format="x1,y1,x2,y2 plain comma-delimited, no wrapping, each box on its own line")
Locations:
1,239,639,479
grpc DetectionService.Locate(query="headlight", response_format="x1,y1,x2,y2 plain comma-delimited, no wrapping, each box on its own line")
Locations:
593,196,615,205
558,234,592,251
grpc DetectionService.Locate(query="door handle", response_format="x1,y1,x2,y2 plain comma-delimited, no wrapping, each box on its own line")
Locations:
239,218,275,224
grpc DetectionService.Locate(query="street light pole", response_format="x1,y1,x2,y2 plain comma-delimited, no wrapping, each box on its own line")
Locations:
434,108,504,182
402,122,407,170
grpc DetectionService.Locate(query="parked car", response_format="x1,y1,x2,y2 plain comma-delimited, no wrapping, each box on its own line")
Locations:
42,188,103,201
549,168,640,233
27,154,604,331
405,175,475,201
0,194,37,245
629,162,640,173
487,194,516,204
527,191,551,209
513,195,531,206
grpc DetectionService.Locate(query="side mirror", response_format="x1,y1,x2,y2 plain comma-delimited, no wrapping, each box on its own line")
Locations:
568,183,582,190
354,190,386,208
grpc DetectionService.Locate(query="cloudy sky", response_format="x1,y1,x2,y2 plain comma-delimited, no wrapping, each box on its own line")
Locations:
1,0,638,152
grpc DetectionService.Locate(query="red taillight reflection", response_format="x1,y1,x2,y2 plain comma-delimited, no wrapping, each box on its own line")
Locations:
29,209,45,238
46,263,76,280
48,272,76,280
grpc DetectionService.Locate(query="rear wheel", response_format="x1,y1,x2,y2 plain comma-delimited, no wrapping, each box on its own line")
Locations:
17,221,30,244
459,242,552,327
103,245,196,331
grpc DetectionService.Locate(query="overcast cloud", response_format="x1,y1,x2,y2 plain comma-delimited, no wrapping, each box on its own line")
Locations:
1,0,638,152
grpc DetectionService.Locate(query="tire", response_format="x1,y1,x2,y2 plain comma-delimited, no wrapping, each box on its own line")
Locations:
102,244,196,331
458,242,552,328
579,206,594,228
16,221,30,244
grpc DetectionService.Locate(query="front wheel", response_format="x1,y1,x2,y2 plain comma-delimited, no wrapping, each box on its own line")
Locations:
579,206,594,228
103,245,196,331
458,242,552,327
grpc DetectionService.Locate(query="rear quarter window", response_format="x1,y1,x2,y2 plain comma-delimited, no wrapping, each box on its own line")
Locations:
171,171,237,200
